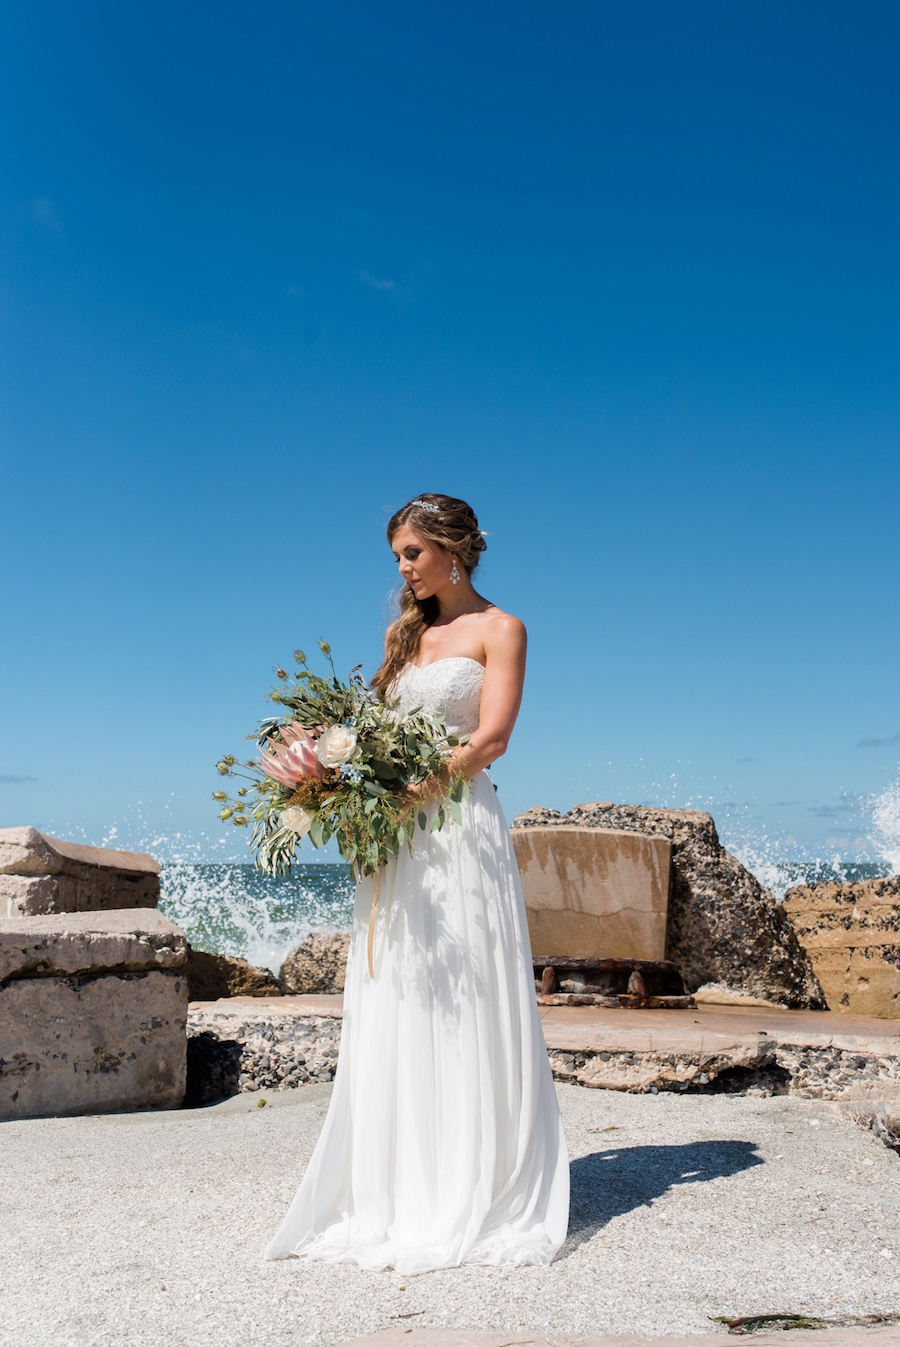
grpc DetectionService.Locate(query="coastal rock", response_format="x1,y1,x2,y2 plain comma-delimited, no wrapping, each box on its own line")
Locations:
783,875,900,1018
512,803,825,1010
0,826,160,916
279,932,351,995
184,947,281,1001
0,910,187,1120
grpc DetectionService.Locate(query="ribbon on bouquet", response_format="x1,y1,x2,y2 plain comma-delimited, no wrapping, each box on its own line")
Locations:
366,869,382,979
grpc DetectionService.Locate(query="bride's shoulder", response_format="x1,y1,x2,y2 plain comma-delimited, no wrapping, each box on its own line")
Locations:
480,605,526,656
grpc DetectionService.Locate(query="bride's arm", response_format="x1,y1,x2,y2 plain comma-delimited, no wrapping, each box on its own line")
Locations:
449,615,527,778
401,616,526,809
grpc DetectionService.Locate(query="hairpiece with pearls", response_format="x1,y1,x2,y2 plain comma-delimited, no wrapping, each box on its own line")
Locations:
409,498,440,513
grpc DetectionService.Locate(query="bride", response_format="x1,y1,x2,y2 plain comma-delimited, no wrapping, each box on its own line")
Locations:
265,493,570,1272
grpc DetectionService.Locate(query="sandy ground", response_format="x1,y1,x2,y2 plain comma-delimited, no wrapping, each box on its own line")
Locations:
2,1084,899,1347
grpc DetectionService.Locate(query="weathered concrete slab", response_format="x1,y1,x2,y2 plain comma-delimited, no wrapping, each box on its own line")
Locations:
0,825,160,916
0,910,188,1120
0,908,186,981
185,994,900,1113
187,998,342,1104
192,992,344,1014
511,824,671,961
784,875,900,1018
537,1002,900,1100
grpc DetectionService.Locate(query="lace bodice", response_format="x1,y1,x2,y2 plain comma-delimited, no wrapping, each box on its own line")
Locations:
391,657,484,737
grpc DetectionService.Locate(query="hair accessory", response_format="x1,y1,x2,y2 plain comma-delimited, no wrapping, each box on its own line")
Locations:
450,557,460,585
410,498,440,513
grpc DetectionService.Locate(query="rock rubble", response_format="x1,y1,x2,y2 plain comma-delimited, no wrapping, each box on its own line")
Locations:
548,1041,900,1103
186,1003,342,1105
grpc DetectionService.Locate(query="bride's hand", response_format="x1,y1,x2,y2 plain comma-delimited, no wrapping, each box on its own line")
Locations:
398,768,452,817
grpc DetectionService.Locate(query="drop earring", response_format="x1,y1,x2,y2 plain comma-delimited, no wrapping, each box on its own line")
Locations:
450,556,460,585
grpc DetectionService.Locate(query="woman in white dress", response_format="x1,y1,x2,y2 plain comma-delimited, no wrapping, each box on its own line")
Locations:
266,493,570,1273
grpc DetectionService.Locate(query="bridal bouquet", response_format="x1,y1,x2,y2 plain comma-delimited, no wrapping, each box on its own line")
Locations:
214,641,470,878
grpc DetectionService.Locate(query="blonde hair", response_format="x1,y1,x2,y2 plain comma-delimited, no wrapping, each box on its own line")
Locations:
372,493,487,695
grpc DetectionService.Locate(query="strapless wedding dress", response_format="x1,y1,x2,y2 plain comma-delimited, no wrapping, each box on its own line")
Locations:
265,657,570,1272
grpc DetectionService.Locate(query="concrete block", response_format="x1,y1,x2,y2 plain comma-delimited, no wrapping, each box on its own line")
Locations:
511,825,671,961
0,910,187,1120
0,909,187,981
0,826,159,916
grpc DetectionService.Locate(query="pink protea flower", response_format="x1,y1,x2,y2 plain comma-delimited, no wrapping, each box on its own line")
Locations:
258,723,326,786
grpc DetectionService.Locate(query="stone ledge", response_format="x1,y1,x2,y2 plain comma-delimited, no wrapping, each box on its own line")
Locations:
183,998,900,1121
0,910,187,983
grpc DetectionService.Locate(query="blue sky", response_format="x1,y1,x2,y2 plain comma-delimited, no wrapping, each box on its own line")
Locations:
1,1,898,865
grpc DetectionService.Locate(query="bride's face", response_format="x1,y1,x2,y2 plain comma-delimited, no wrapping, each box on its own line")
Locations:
391,524,454,600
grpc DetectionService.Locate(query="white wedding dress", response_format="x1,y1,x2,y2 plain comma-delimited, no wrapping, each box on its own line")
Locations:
265,657,570,1272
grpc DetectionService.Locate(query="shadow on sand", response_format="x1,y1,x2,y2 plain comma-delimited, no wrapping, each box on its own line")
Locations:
560,1138,763,1256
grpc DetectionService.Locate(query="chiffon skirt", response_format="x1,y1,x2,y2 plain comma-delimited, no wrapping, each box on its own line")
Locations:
264,770,570,1273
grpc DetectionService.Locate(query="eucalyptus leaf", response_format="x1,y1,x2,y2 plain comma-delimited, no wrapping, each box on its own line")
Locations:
372,759,400,779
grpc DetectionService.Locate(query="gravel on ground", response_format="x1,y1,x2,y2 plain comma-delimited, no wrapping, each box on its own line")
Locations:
1,1085,899,1347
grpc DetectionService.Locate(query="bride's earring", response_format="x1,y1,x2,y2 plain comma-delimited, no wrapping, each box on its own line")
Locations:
450,556,460,585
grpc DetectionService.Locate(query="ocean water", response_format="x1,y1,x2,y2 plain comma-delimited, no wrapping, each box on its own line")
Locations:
100,777,898,975
158,862,355,973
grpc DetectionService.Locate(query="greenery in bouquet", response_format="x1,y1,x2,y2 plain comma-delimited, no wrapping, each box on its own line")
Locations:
214,640,470,877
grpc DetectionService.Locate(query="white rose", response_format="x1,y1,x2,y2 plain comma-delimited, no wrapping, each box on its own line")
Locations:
281,805,317,837
315,725,358,767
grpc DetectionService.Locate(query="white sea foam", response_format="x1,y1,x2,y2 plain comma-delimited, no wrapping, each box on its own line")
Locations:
868,779,900,875
721,780,900,898
158,861,353,972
